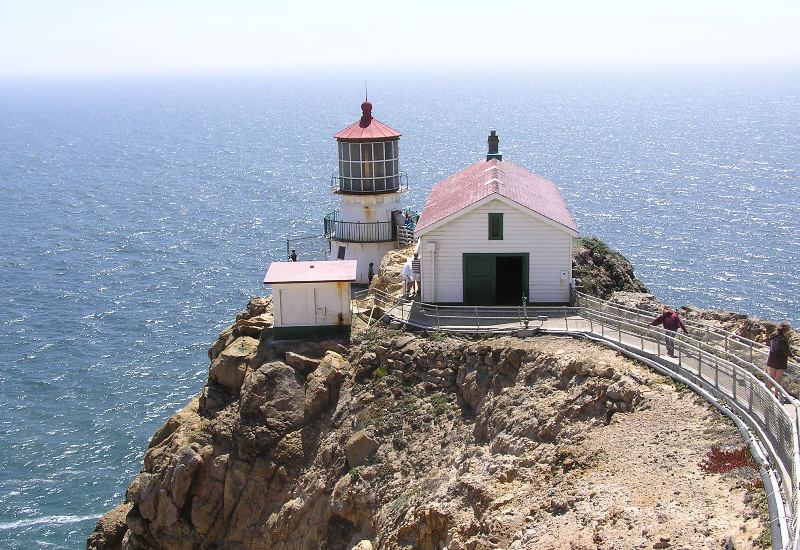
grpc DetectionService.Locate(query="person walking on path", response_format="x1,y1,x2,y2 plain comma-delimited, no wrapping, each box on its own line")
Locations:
401,258,413,297
411,253,421,296
650,306,688,357
767,322,793,396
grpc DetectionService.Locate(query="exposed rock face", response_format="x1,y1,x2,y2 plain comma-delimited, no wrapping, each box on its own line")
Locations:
89,303,767,549
209,336,259,394
87,503,132,550
572,237,650,298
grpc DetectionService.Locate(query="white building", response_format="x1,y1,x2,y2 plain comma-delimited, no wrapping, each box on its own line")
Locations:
325,100,409,283
263,260,357,340
414,131,579,305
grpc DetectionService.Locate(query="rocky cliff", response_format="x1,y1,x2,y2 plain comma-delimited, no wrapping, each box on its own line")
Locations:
89,295,769,549
572,237,649,298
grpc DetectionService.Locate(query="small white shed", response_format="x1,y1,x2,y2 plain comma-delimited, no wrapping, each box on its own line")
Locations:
414,134,579,305
263,260,357,340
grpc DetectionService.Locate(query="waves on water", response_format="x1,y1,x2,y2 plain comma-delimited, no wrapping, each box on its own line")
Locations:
0,514,100,530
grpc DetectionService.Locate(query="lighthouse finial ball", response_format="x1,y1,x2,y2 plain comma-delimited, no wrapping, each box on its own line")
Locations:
361,100,373,118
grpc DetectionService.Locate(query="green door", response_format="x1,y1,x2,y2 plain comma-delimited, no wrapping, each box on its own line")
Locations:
463,255,495,305
463,253,530,306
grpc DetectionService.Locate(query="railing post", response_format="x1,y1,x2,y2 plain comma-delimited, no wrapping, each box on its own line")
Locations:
475,306,480,331
565,308,569,331
522,299,528,327
435,305,440,331
712,352,718,388
732,362,737,400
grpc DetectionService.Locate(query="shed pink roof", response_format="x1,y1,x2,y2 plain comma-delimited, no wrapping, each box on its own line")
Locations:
415,158,578,234
334,101,402,141
263,260,357,284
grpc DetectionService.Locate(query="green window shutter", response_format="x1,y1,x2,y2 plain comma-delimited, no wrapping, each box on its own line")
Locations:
488,213,503,240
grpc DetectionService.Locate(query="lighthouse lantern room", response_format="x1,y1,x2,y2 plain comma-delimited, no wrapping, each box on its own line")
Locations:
324,100,409,283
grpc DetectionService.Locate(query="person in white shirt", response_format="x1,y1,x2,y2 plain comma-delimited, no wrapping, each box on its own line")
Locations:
401,258,413,297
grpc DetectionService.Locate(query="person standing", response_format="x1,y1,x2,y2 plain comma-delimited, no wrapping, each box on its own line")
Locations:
368,262,374,284
767,322,793,396
411,253,421,296
401,258,413,297
650,306,688,357
289,249,297,262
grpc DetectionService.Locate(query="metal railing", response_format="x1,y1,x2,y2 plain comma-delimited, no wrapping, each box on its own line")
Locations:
354,289,586,333
284,233,328,262
331,172,409,194
324,211,397,243
397,226,414,246
353,288,800,549
576,292,800,378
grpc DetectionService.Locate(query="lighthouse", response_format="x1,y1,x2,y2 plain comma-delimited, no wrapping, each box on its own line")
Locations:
324,100,408,283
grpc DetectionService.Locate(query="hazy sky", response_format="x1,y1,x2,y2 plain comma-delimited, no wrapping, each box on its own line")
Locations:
1,0,799,76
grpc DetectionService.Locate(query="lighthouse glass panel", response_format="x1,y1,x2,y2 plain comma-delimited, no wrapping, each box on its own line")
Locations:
336,139,401,193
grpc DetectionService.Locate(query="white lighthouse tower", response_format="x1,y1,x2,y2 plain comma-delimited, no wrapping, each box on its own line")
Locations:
324,100,407,283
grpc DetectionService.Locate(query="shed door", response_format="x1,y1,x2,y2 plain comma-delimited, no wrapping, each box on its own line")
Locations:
280,288,309,325
314,287,341,325
463,255,495,305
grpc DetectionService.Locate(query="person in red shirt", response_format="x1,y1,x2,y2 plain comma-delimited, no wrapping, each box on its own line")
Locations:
650,306,689,357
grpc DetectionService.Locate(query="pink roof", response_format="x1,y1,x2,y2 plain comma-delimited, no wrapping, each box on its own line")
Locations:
263,260,358,284
415,158,578,234
334,101,402,141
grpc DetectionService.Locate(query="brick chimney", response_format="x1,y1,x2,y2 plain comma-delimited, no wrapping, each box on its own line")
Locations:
487,130,502,161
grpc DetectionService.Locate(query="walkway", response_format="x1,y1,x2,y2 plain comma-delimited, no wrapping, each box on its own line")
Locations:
353,289,800,550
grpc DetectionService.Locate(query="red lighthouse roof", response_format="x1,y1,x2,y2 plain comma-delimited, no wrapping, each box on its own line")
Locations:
334,101,402,141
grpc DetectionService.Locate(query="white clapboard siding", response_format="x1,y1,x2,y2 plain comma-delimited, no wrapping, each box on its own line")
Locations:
420,200,572,303
274,282,352,327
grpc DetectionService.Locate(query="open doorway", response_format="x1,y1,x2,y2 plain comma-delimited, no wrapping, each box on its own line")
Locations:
463,253,529,305
495,255,524,305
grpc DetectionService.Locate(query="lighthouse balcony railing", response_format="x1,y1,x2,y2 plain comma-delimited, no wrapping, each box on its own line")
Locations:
331,172,409,194
324,211,397,243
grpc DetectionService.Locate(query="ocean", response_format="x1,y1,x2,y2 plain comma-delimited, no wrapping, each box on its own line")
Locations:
0,71,798,548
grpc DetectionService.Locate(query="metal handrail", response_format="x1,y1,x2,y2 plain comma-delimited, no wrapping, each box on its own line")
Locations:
324,212,397,243
576,291,800,376
576,303,798,405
